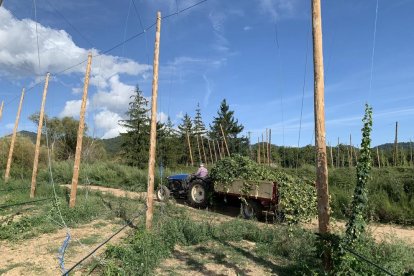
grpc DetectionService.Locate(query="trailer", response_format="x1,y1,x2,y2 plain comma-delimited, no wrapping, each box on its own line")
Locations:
156,174,280,220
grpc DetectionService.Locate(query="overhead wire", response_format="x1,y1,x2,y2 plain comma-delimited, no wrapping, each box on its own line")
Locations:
2,0,210,109
368,0,379,101
296,24,311,169
43,0,94,48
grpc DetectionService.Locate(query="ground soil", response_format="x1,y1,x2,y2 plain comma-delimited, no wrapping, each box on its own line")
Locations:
0,219,131,275
1,185,413,275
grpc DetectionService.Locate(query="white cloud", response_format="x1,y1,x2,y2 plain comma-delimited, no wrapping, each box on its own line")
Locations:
92,75,136,114
243,26,252,31
157,112,168,124
257,0,299,21
72,87,82,94
0,7,151,80
202,74,212,107
59,100,89,118
94,109,127,139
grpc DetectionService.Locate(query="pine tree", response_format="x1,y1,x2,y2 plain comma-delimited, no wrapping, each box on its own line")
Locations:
193,103,206,135
119,85,150,167
209,99,248,155
177,113,194,164
177,113,194,136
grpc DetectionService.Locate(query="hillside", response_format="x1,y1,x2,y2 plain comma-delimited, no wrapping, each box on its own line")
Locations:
101,136,123,156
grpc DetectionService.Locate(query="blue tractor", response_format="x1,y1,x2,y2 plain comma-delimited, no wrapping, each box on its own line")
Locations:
156,173,213,208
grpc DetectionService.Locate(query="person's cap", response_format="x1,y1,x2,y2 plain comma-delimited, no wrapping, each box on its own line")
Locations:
200,163,204,167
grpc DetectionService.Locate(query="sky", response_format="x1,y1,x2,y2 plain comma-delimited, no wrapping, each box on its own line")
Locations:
0,0,413,147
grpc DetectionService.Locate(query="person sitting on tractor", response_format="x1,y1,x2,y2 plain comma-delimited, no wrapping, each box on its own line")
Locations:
195,163,208,178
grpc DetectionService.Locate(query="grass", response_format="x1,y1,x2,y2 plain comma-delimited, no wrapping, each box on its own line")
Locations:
0,178,145,241
94,204,414,275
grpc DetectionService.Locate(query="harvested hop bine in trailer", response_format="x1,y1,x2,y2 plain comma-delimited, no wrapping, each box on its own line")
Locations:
210,155,317,225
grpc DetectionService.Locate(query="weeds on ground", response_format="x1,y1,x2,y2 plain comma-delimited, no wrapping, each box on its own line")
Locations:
99,204,414,275
0,180,144,241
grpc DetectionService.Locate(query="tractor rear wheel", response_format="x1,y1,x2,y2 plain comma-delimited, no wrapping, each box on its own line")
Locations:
241,200,263,220
187,180,208,208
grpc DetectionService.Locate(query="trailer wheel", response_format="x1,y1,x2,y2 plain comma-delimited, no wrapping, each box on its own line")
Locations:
156,185,170,202
241,200,263,220
187,180,208,208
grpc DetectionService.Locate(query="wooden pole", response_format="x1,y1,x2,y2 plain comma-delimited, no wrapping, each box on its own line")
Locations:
266,129,270,165
257,137,261,163
312,0,331,270
30,73,50,198
0,100,4,122
207,138,214,164
349,134,354,167
336,137,340,168
219,123,230,157
329,142,334,168
69,53,92,207
200,135,208,165
186,132,193,166
4,89,25,182
269,129,272,165
145,11,162,230
376,147,381,168
195,134,202,163
393,121,398,166
261,133,265,163
212,139,218,162
217,140,222,159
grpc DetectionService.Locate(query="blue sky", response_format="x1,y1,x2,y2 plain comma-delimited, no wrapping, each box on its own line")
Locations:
0,0,413,147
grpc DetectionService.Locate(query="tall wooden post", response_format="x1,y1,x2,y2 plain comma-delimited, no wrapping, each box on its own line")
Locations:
257,137,261,163
261,133,265,163
268,129,272,165
195,134,202,163
145,12,161,230
207,138,213,164
30,73,50,198
219,124,230,157
328,143,333,168
336,137,340,168
376,147,381,168
186,132,193,166
212,139,218,162
69,53,92,208
217,140,222,159
312,0,331,270
200,135,208,165
0,100,4,121
349,134,353,167
393,121,398,166
4,89,25,182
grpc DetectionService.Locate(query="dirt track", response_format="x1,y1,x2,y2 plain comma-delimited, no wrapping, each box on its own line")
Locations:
70,184,414,245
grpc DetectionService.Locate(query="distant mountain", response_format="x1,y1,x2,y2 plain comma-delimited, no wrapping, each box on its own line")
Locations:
376,142,413,151
101,135,123,156
16,130,37,143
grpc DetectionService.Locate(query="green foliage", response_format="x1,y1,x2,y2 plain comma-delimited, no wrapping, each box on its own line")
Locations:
345,104,373,246
0,136,47,179
209,99,248,155
210,155,317,224
119,85,151,167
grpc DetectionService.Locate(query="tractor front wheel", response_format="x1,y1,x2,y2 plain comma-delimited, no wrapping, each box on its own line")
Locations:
156,185,170,202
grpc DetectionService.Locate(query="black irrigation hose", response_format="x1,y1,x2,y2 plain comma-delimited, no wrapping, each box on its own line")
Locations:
343,246,395,276
0,197,53,209
63,213,143,276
